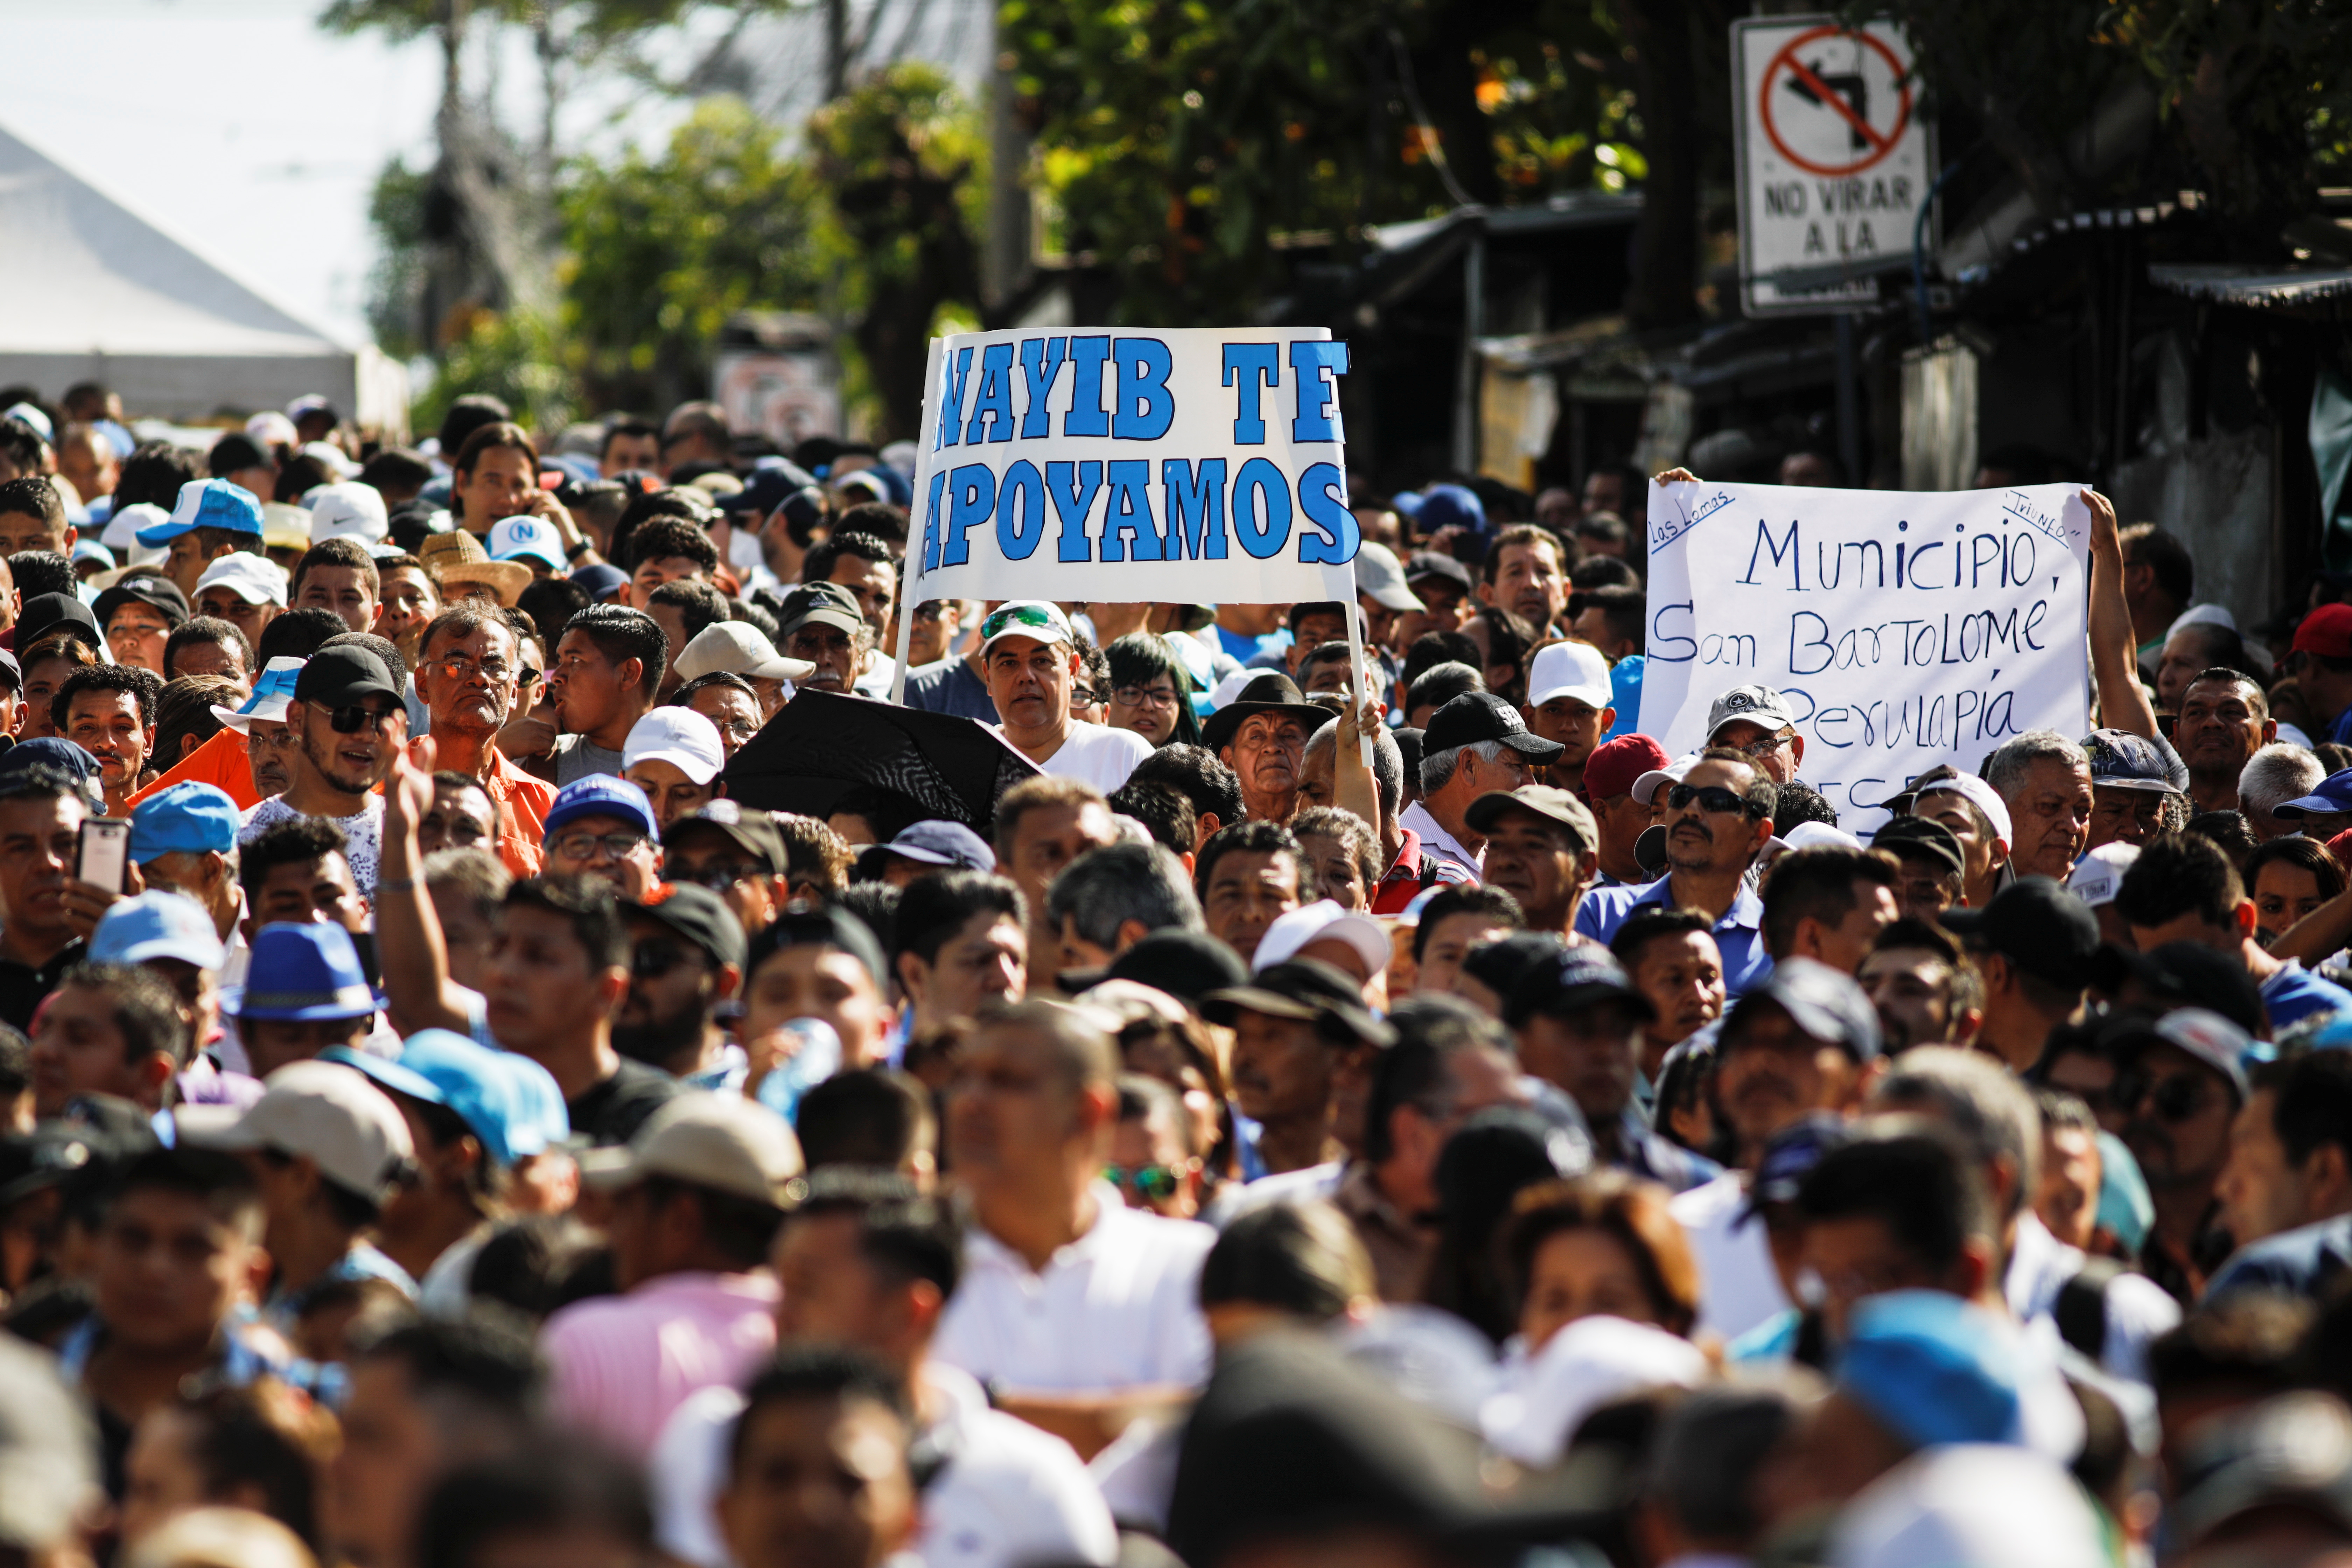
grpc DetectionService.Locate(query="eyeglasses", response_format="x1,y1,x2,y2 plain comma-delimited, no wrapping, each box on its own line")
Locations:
1070,687,1100,707
1726,730,1795,761
1104,1162,1194,1200
980,604,1062,641
550,830,647,863
1665,783,1764,818
321,703,402,734
430,654,517,685
1112,684,1180,710
2117,1070,2216,1123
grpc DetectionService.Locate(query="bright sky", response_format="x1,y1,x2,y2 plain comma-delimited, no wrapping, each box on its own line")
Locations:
0,0,701,349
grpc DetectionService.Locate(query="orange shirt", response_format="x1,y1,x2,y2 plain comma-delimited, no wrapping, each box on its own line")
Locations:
484,745,555,878
127,726,261,812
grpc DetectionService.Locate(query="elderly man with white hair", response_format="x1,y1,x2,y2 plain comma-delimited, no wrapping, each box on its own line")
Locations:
2240,742,2328,842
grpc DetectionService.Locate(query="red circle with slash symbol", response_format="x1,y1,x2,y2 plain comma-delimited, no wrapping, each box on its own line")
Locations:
1759,25,1913,178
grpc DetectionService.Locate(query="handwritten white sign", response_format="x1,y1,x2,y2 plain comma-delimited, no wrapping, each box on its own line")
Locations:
1639,481,2092,828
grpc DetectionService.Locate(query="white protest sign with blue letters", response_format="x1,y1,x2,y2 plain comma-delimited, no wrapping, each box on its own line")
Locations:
1640,480,2092,828
902,327,1360,612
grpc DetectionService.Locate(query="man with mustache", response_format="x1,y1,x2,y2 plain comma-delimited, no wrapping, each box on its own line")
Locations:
1203,672,1331,824
2174,669,2277,816
1577,745,1776,999
1668,958,1882,1342
980,601,1151,793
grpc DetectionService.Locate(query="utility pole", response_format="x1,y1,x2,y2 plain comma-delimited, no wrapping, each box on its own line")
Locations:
826,0,848,100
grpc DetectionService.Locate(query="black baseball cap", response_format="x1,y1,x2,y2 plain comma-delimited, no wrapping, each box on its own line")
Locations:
1871,814,1965,878
1404,550,1474,593
2090,941,2265,1038
1422,692,1564,762
17,593,100,651
624,882,749,972
1939,876,2100,989
777,581,865,638
93,578,190,631
1505,946,1654,1029
292,645,402,709
2096,1004,2253,1102
1203,958,1396,1047
747,905,887,989
1104,929,1247,1009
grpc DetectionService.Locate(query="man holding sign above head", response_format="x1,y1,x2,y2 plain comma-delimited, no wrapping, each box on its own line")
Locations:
1576,748,1776,998
980,601,1152,793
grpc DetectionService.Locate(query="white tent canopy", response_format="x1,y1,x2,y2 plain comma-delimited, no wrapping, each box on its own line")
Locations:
0,122,406,431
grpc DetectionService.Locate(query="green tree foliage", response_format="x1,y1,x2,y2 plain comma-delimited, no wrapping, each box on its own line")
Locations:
1002,0,1658,326
806,64,984,440
563,97,830,413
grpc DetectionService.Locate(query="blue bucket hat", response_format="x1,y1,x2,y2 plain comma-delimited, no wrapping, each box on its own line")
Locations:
90,890,224,970
546,774,660,839
138,478,264,547
238,923,380,1022
130,782,241,863
324,1030,569,1167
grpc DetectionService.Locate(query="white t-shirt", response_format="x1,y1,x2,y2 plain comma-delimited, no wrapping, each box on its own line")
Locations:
998,721,1154,795
239,794,386,899
649,1362,1116,1568
1668,1170,1790,1343
932,1184,1216,1395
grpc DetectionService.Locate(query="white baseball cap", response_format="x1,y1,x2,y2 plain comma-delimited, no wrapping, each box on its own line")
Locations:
1480,1314,1708,1469
1526,640,1613,709
307,482,388,546
577,1091,805,1207
194,551,288,607
623,707,727,786
2067,841,2141,908
672,621,814,684
214,657,305,731
101,502,170,568
1251,899,1390,979
489,514,566,571
1914,773,2015,851
206,1059,415,1204
1631,752,1700,806
245,411,298,448
977,600,1076,653
299,440,363,481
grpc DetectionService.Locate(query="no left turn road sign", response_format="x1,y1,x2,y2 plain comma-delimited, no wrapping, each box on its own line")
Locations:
1732,16,1933,316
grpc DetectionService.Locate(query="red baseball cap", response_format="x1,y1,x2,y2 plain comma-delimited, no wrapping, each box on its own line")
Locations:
1583,734,1671,800
2294,603,2352,659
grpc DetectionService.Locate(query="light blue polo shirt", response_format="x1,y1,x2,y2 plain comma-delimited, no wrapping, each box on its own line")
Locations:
1574,873,1775,999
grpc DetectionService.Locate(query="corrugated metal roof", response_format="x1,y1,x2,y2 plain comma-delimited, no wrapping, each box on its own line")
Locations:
2146,264,2352,306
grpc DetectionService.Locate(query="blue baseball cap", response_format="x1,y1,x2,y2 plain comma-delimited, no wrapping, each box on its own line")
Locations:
569,562,630,603
130,782,241,862
879,819,995,872
2080,727,2187,794
324,1030,569,1167
0,737,99,786
1834,1290,2024,1449
238,923,380,1022
546,774,660,839
2276,768,2352,820
138,479,265,547
90,890,224,969
1414,483,1488,543
1742,1112,1854,1217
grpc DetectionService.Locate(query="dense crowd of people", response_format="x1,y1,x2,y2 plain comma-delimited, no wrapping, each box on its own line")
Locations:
0,385,2346,1568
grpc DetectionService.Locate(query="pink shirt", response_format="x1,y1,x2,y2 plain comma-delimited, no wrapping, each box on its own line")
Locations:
542,1270,780,1460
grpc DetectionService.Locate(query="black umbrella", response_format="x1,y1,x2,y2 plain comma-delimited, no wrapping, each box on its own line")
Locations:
719,687,1040,831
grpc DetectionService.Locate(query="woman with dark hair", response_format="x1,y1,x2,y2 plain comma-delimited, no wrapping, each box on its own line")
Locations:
1115,1007,1237,1187
2246,834,2345,947
1101,633,1202,748
1419,1105,1588,1344
1501,1171,1701,1349
1468,607,1538,705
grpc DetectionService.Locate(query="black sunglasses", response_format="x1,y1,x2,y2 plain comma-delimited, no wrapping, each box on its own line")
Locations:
2116,1070,2214,1124
324,702,401,735
1666,783,1763,818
